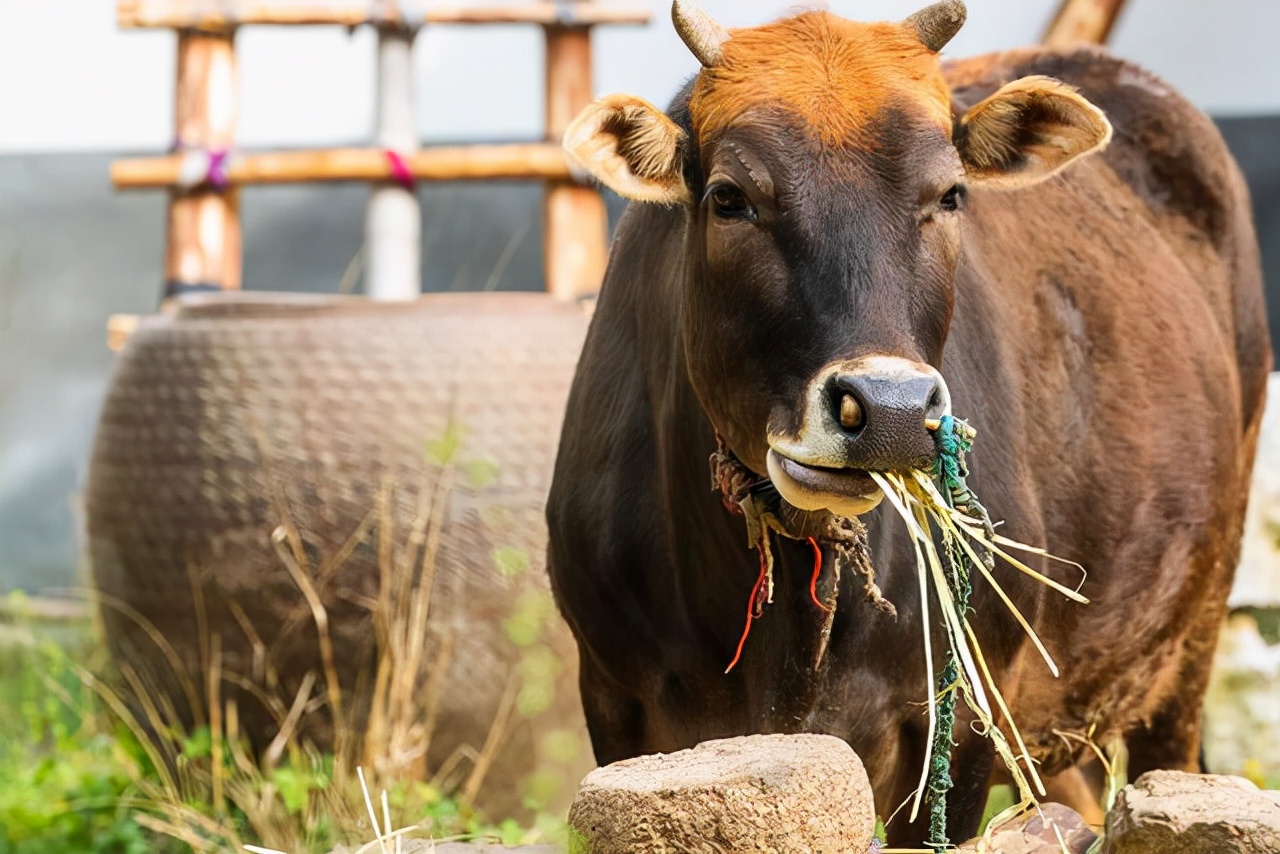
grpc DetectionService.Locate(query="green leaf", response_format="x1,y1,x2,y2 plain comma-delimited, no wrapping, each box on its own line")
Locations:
272,767,312,816
539,729,583,764
464,459,500,488
516,682,553,718
502,593,554,647
492,547,530,578
498,818,525,846
181,727,211,760
425,422,464,466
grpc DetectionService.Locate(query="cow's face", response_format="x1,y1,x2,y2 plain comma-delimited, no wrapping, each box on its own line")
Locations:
565,1,1110,517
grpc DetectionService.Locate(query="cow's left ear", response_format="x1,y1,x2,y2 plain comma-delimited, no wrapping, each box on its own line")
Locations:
563,94,691,205
954,75,1112,190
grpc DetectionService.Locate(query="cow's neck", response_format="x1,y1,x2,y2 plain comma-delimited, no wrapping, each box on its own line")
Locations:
644,326,853,722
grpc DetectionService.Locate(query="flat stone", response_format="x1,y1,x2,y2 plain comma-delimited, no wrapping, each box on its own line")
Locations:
1103,770,1280,853
957,803,1097,853
568,733,876,854
333,843,557,853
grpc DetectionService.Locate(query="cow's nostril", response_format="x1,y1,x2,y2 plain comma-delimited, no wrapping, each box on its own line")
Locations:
927,385,943,414
839,394,864,431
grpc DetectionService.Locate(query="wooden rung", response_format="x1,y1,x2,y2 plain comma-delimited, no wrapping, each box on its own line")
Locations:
1042,0,1128,47
118,1,651,29
111,143,576,188
108,314,141,351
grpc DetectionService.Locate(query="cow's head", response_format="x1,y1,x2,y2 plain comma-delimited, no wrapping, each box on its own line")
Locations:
565,1,1111,517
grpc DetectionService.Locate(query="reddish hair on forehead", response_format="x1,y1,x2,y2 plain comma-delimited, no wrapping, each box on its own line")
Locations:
690,12,953,146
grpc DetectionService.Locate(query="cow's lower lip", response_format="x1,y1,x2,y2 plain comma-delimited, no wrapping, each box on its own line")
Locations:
765,450,884,517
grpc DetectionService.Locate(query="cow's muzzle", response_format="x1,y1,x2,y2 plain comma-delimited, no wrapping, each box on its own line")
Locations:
766,355,951,517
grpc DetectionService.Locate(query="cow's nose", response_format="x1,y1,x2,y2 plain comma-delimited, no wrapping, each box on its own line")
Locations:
829,368,948,471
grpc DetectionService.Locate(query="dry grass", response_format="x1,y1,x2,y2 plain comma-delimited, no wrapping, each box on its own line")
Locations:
870,469,1089,848
80,461,556,853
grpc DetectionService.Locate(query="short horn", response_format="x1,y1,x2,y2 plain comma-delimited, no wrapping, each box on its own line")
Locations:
672,0,729,67
905,0,966,53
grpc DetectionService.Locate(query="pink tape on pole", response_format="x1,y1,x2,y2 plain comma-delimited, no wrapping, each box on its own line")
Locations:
384,150,415,190
206,149,230,191
175,148,232,192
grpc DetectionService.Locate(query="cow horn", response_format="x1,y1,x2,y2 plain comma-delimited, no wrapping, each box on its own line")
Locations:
905,0,967,53
672,0,729,67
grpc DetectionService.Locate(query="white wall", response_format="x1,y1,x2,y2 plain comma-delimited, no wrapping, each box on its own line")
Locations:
1,0,1279,152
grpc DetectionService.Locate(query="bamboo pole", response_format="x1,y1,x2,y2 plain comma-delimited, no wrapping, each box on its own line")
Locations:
543,22,608,300
365,25,420,301
1042,0,1128,48
112,144,574,187
166,30,240,297
118,1,650,28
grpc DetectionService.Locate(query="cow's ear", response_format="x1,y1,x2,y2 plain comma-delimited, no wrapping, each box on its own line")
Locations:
563,94,691,205
954,76,1112,190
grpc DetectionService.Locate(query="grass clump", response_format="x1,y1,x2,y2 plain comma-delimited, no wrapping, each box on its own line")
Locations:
0,586,558,854
0,602,174,854
0,433,569,852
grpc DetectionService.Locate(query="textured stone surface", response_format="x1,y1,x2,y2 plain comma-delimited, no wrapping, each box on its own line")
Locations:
568,733,875,854
334,843,557,853
1103,771,1280,853
957,803,1097,853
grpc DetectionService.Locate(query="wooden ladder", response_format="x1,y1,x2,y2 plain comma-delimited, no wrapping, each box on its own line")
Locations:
110,0,650,308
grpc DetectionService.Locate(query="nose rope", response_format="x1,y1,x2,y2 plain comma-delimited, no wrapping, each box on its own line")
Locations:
724,543,770,674
925,414,996,851
808,537,832,613
710,434,891,674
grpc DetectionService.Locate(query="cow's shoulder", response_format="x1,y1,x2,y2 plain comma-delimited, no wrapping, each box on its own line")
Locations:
947,46,1270,424
946,46,1242,250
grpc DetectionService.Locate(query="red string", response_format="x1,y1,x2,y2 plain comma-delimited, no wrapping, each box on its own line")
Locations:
808,537,832,613
725,547,768,674
384,150,415,190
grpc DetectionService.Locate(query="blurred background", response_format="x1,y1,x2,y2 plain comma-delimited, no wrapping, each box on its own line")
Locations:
1,0,1278,593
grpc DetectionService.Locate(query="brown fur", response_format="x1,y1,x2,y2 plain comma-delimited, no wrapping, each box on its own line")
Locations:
692,13,952,146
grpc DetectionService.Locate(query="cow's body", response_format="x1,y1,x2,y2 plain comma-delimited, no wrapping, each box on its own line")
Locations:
548,40,1269,844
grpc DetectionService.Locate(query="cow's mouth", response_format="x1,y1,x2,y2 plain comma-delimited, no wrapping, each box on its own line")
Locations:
765,449,885,517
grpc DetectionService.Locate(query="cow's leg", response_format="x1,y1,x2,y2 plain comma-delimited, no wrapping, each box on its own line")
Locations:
1124,697,1203,778
577,650,647,766
1042,765,1105,828
1125,594,1228,779
945,732,997,843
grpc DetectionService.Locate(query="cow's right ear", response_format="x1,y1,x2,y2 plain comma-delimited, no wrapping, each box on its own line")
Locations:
563,94,691,205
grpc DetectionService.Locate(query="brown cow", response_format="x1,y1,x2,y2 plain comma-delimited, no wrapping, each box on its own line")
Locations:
547,0,1270,843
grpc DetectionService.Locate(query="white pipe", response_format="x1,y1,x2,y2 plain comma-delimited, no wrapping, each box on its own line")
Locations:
364,26,420,301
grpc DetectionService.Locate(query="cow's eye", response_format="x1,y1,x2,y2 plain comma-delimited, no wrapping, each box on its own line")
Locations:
705,183,755,221
938,184,966,213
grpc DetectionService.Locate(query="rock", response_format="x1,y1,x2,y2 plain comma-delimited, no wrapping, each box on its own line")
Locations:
395,845,558,853
1103,770,1280,853
568,733,875,854
956,803,1097,853
333,844,557,854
